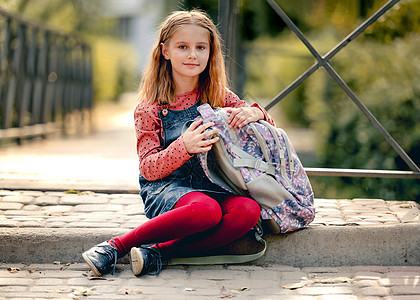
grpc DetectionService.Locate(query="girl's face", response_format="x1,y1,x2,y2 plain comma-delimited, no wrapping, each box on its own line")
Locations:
161,24,210,88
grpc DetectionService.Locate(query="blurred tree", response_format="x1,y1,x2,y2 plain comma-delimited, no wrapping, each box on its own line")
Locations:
304,0,420,201
0,0,138,102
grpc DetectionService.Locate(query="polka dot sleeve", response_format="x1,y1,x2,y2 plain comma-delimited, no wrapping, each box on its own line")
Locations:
134,103,192,181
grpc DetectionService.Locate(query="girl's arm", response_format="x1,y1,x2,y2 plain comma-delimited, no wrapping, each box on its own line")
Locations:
224,89,276,127
135,105,192,181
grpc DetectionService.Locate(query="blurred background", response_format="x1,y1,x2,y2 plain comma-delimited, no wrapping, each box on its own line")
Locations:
0,0,419,201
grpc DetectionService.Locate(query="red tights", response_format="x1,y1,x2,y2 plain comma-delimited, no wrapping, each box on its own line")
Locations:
111,192,260,259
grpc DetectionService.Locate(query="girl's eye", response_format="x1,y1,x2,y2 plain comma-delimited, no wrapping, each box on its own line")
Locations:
197,46,206,50
179,45,187,49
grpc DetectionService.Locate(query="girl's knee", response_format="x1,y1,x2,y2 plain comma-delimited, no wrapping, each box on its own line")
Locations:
242,199,261,224
181,192,222,228
224,196,261,227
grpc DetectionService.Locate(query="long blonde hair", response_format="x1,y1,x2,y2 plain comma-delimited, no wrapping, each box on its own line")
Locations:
138,10,227,107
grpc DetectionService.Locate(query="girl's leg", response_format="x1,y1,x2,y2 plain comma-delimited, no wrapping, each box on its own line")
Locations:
157,195,261,258
112,192,223,257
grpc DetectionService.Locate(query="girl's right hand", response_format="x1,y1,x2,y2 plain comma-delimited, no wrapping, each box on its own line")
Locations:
183,120,219,154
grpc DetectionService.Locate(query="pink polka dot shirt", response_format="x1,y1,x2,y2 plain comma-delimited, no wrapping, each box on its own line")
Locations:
134,88,275,181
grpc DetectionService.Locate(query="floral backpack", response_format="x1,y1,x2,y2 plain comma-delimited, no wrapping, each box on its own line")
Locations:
195,103,315,234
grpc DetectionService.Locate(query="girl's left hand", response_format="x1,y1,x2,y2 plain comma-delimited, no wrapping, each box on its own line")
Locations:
226,107,264,128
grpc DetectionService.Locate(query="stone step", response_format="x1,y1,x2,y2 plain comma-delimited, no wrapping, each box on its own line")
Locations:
0,189,419,266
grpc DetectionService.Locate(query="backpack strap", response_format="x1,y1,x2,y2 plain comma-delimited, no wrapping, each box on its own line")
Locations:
217,110,276,176
230,144,276,175
260,121,294,172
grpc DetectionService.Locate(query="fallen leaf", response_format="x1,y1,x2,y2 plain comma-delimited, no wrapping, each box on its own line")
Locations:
70,287,101,296
283,281,310,290
87,276,114,281
240,287,250,291
314,277,353,284
219,286,235,298
65,189,80,194
53,261,61,265
29,269,35,273
117,289,142,295
7,267,20,273
60,263,71,271
184,288,196,292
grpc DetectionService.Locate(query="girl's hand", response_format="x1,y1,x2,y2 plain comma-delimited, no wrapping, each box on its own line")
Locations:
226,107,264,128
183,120,220,154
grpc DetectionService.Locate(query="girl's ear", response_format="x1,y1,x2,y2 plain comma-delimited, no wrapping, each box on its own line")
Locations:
160,42,169,60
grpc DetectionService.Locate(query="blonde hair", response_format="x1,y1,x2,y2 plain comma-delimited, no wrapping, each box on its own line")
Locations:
138,10,227,107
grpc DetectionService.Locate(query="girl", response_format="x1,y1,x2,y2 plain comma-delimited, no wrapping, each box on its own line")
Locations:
82,9,275,277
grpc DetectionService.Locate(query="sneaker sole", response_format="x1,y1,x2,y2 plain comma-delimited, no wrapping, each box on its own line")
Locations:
82,252,102,277
130,247,144,276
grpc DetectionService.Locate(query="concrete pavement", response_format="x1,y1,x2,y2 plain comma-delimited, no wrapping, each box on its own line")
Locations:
1,262,419,299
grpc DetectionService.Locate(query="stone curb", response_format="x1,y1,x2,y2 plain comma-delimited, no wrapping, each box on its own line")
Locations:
0,224,418,267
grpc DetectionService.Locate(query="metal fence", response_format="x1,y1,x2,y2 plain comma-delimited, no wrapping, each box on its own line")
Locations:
219,0,420,180
0,9,93,144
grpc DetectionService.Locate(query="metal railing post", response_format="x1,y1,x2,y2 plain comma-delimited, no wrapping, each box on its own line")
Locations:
0,9,93,143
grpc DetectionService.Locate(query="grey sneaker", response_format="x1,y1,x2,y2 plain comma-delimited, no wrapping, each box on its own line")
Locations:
82,241,118,276
130,245,163,276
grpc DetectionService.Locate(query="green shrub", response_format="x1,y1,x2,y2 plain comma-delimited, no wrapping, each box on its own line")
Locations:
305,34,420,201
89,36,138,102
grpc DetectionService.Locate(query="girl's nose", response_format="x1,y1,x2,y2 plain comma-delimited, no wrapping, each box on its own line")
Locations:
188,49,197,59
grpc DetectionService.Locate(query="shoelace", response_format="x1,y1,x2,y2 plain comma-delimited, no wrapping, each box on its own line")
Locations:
141,245,163,276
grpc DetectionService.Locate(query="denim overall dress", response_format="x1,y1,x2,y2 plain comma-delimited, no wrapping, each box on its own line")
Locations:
139,100,231,219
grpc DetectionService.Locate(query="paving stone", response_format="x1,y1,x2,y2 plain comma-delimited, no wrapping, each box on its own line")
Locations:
354,280,379,288
31,278,65,286
74,204,123,212
385,272,420,278
66,222,121,228
3,210,42,216
357,286,390,297
46,221,67,228
34,196,60,206
18,191,44,197
296,285,354,295
19,221,43,227
378,277,419,287
0,190,20,196
3,291,65,298
109,197,139,205
189,269,249,280
22,204,41,211
41,205,73,214
61,195,110,205
249,269,280,280
0,202,24,210
384,296,420,300
1,195,34,204
0,278,33,286
392,286,420,295
0,285,27,292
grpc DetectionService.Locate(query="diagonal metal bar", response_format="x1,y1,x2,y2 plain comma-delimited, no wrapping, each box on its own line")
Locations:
323,61,420,172
265,62,319,111
263,0,419,173
265,0,400,110
323,0,400,62
265,0,323,62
